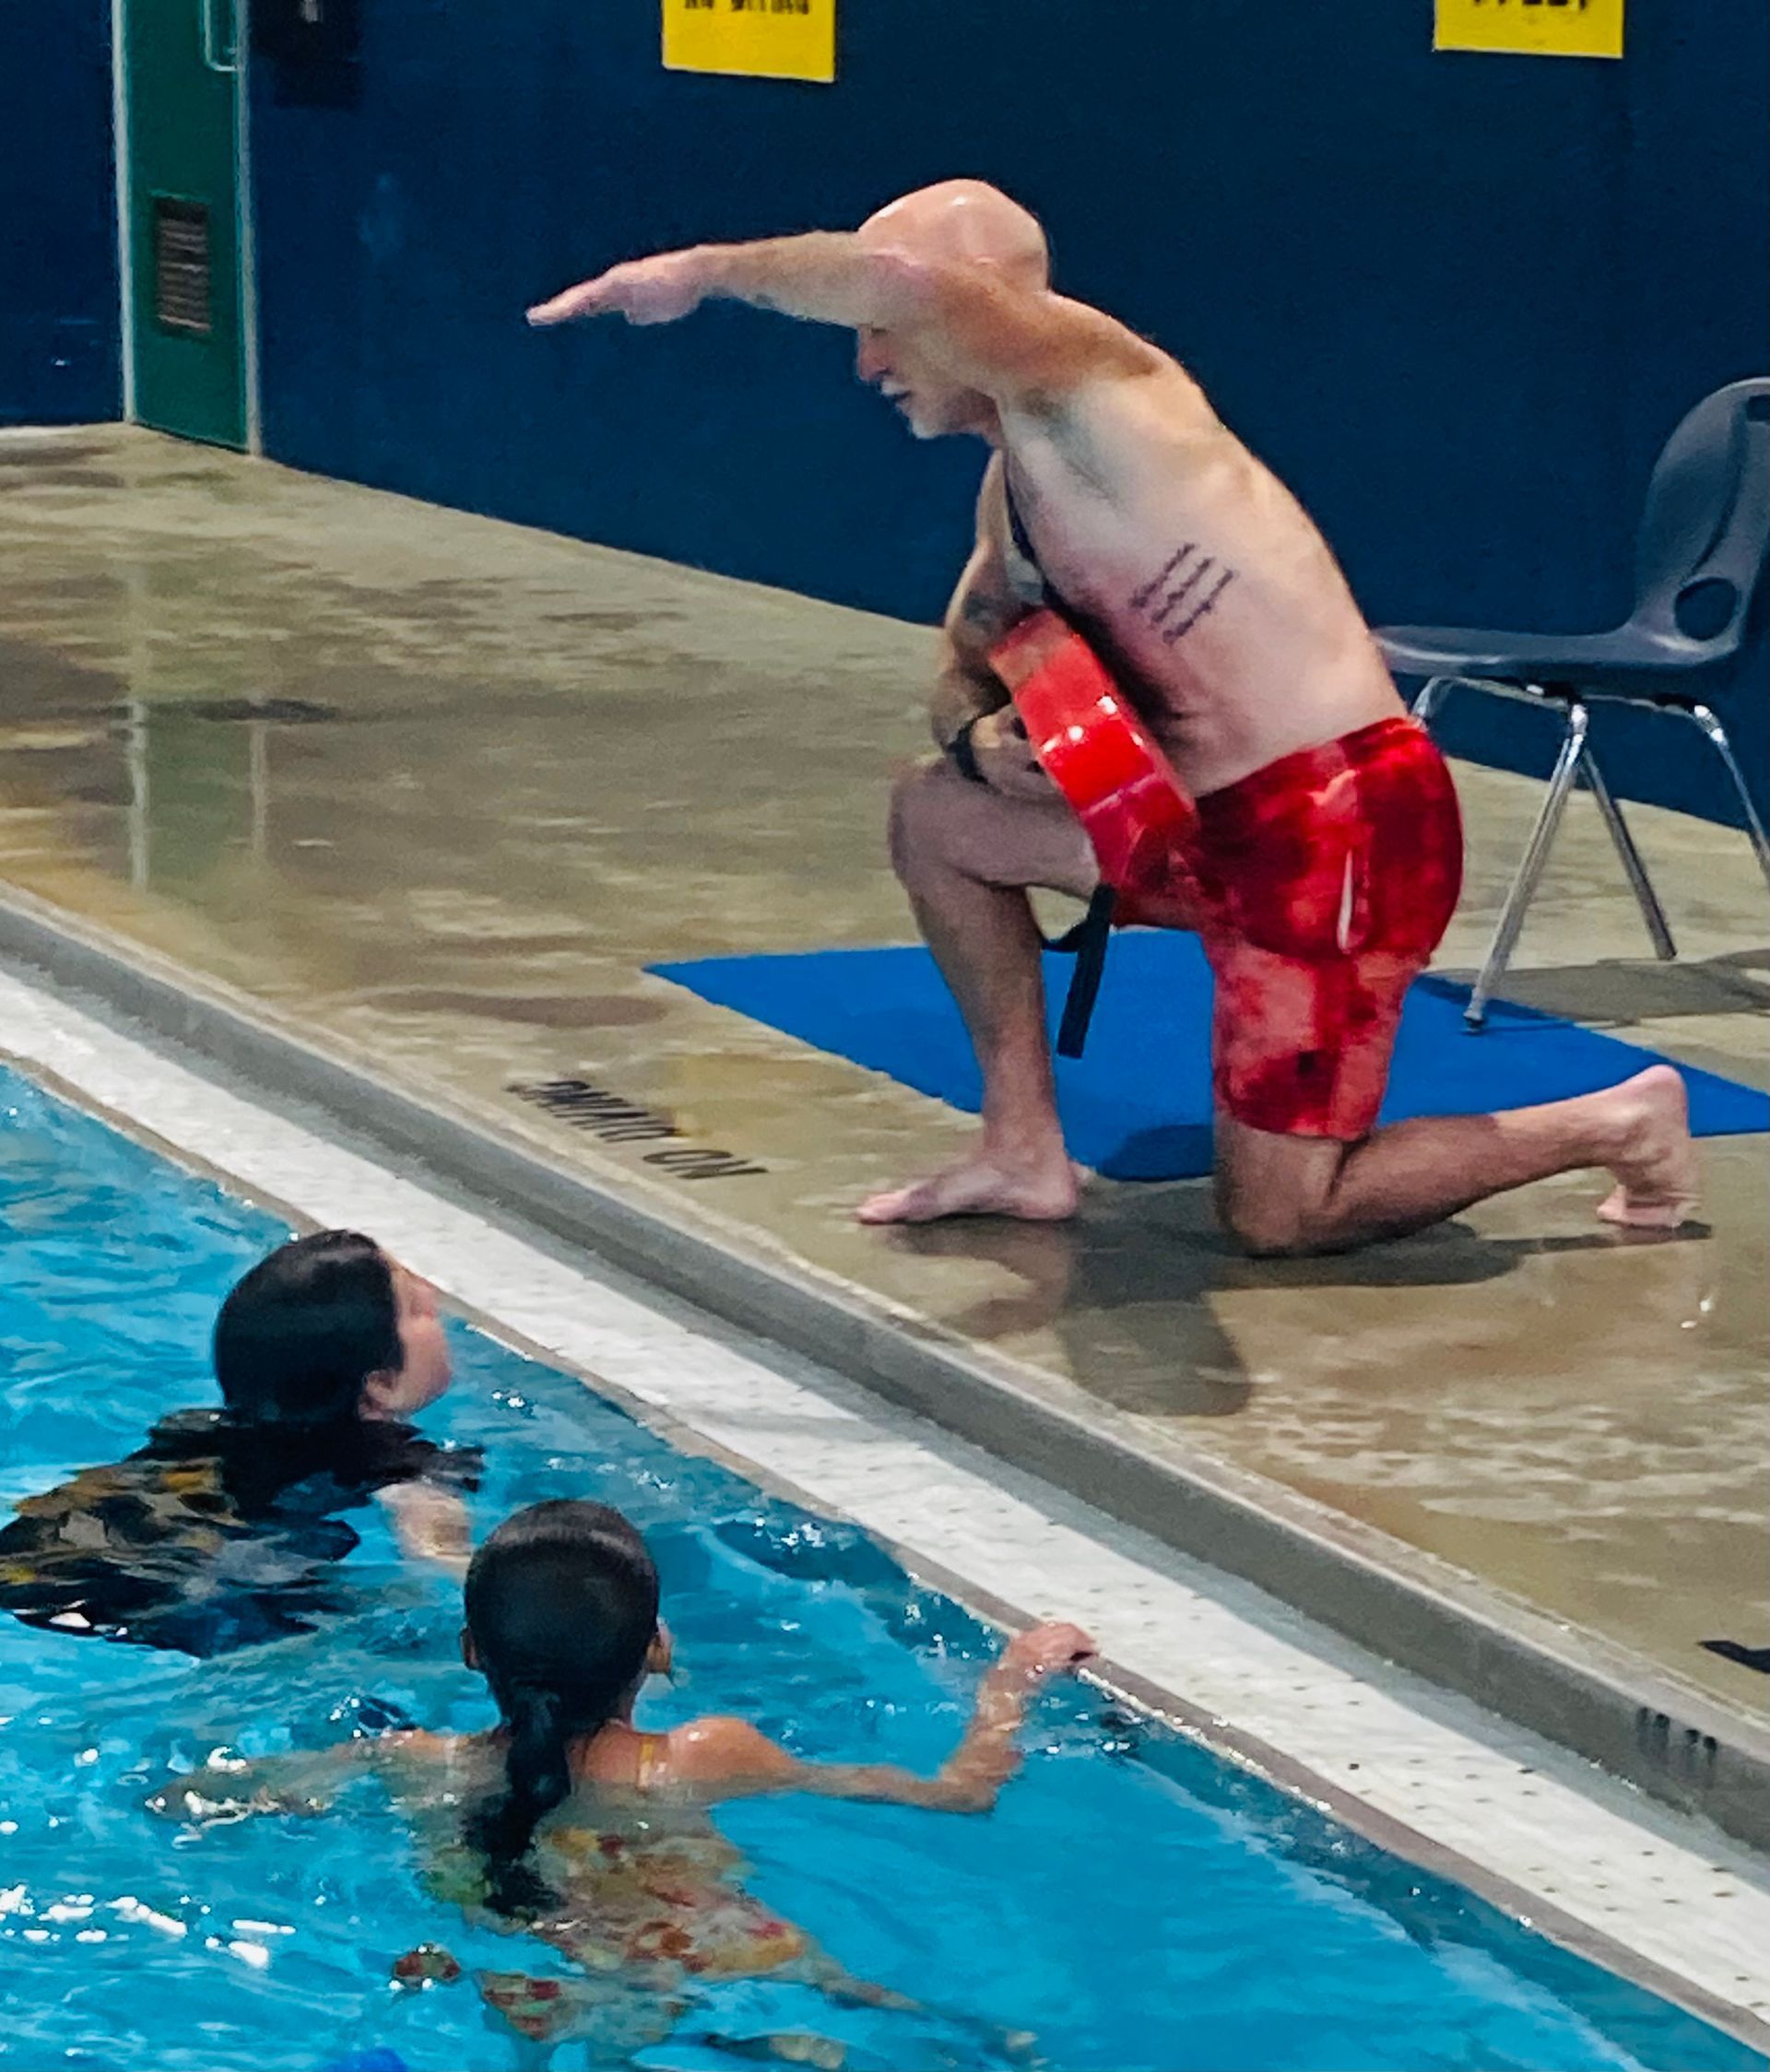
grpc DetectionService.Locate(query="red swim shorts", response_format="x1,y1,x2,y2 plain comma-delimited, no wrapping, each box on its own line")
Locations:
1117,717,1464,1140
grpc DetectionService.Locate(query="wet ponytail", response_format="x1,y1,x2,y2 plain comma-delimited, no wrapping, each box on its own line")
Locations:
466,1684,578,1916
460,1501,661,1918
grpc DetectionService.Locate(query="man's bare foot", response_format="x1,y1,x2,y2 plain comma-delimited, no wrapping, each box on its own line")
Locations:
856,1146,1080,1225
1595,1065,1700,1229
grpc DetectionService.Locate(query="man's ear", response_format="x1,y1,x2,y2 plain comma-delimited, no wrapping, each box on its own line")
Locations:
461,1626,479,1672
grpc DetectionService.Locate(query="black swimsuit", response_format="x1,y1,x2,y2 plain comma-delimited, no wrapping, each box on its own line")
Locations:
0,1409,481,1655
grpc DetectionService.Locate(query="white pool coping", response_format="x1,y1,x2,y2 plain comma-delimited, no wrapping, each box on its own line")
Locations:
2,960,1767,2051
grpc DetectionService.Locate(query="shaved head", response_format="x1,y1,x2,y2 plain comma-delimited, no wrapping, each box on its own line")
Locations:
852,181,1049,441
859,180,1049,290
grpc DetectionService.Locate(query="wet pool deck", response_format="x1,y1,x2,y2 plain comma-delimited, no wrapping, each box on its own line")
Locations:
2,426,1765,1799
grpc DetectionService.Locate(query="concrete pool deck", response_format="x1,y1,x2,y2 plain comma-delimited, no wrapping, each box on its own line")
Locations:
2,423,1766,1845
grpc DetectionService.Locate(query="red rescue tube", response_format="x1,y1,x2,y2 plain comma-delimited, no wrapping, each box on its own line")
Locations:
990,610,1198,904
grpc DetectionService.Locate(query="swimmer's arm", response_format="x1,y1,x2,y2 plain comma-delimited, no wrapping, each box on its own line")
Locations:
669,1622,1096,1815
376,1479,472,1579
143,1737,387,1825
528,239,1162,404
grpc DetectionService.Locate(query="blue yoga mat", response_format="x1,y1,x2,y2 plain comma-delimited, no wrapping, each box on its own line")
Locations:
653,932,1769,1182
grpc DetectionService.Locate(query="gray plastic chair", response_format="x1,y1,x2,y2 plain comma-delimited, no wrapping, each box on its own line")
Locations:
1380,377,1770,1027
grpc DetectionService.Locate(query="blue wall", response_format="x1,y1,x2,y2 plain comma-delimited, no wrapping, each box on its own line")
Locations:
0,0,121,425
251,0,1768,824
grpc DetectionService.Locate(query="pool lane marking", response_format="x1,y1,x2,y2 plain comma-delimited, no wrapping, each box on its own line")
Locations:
1,966,1767,2042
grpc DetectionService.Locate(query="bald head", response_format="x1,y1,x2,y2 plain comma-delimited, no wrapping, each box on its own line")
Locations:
858,181,1049,291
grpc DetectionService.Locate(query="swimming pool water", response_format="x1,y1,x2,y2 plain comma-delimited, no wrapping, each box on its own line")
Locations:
0,1063,1760,2072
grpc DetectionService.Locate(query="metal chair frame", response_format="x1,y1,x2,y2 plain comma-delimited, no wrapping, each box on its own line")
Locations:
1413,674,1770,1027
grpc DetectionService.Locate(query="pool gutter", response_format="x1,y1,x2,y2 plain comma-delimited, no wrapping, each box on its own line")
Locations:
2,882,1767,1868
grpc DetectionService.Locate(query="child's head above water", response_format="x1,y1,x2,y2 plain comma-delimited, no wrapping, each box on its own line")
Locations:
213,1230,452,1428
0,1232,466,1657
462,1500,671,1911
465,1499,664,1719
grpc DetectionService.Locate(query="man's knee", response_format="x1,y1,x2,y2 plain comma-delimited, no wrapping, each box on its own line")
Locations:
1214,1147,1341,1258
1219,1192,1316,1258
887,757,1096,901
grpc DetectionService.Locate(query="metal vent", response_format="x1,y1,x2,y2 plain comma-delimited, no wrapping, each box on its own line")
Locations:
153,198,212,336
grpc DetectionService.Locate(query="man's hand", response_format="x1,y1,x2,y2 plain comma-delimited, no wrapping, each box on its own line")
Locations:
962,708,1056,802
528,252,709,329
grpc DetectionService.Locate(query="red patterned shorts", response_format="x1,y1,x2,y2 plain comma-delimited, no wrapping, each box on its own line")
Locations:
1117,717,1464,1140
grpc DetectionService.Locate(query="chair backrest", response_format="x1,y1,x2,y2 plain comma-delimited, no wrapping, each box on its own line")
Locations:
1632,378,1770,657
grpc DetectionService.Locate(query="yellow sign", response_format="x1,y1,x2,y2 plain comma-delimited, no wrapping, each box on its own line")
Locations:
1434,0,1623,59
663,0,835,82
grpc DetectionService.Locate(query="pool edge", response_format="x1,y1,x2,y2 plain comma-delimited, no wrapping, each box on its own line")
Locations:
2,881,1767,1867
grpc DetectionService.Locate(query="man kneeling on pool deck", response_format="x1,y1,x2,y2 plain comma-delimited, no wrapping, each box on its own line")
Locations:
528,180,1699,1255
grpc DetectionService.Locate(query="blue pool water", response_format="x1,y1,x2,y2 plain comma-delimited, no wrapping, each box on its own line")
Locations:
0,1063,1760,2072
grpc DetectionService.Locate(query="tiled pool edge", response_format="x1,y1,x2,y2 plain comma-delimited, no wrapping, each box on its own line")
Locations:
1,920,1768,2048
0,885,1766,1855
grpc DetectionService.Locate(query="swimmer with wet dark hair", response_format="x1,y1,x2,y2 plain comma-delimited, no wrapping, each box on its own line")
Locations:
150,1497,1094,2058
0,1230,477,1655
458,1500,1092,1887
214,1227,452,1426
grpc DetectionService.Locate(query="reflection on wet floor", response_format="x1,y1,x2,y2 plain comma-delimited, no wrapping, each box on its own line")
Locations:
1,425,1765,1718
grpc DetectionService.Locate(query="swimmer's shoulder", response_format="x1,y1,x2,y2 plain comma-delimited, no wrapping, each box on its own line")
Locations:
649,1716,798,1795
560,1715,791,1799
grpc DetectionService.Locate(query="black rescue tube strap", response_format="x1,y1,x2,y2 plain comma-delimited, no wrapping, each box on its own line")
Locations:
1050,885,1117,1059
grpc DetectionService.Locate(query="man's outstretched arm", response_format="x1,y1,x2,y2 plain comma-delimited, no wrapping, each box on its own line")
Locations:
529,232,909,331
528,234,1163,404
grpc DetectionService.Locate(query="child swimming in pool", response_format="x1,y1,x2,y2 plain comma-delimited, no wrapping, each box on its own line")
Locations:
0,1230,476,1655
152,1498,1096,2062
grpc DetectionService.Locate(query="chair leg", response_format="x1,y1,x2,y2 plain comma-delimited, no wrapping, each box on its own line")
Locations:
1579,748,1676,961
1467,700,1590,1029
1678,704,1770,900
1410,676,1454,726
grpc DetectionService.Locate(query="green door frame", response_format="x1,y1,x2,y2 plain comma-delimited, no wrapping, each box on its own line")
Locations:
117,0,255,450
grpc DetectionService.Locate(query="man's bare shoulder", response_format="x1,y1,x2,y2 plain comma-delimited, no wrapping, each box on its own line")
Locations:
1013,359,1238,501
1032,350,1219,446
1021,291,1173,397
899,265,1168,409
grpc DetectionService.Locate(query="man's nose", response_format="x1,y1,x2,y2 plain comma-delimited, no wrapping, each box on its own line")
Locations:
856,335,888,384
